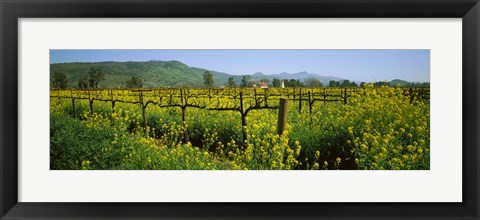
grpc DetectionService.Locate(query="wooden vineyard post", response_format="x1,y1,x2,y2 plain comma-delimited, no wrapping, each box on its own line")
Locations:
182,106,188,144
277,98,288,136
180,89,189,144
323,88,327,107
264,90,268,107
240,92,247,145
89,100,94,114
110,89,115,110
70,90,76,118
140,92,147,129
159,90,163,104
293,88,296,103
409,87,414,103
308,91,312,114
72,98,76,118
343,88,347,105
298,88,302,113
88,91,94,114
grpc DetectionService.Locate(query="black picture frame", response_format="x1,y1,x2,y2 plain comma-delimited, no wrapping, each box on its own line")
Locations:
1,0,479,219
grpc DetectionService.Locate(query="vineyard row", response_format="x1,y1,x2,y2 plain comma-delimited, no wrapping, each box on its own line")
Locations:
51,87,430,144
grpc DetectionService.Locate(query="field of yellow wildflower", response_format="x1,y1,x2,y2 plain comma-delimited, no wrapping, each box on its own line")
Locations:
50,85,429,170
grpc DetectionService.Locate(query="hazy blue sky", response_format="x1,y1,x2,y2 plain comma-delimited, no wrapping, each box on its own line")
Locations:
50,49,430,82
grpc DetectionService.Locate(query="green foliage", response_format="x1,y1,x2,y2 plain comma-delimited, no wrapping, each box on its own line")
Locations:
50,86,430,170
125,76,143,88
227,76,236,88
304,78,323,87
341,80,350,87
241,75,251,88
203,71,214,87
50,113,116,169
283,79,304,88
52,72,68,89
87,67,106,88
77,75,89,88
329,80,340,87
260,78,270,84
50,106,232,170
50,61,231,88
373,81,390,87
272,78,281,88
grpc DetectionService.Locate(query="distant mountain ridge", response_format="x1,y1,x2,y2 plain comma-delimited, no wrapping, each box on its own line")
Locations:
50,60,427,88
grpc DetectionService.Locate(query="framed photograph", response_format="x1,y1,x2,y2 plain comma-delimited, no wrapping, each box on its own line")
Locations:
1,0,479,219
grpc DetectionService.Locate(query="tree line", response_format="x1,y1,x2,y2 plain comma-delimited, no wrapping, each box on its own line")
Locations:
220,74,363,89
220,74,429,89
53,69,429,89
52,67,143,89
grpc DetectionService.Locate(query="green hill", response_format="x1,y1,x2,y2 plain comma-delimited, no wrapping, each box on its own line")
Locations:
388,79,430,87
50,60,232,88
389,79,411,87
